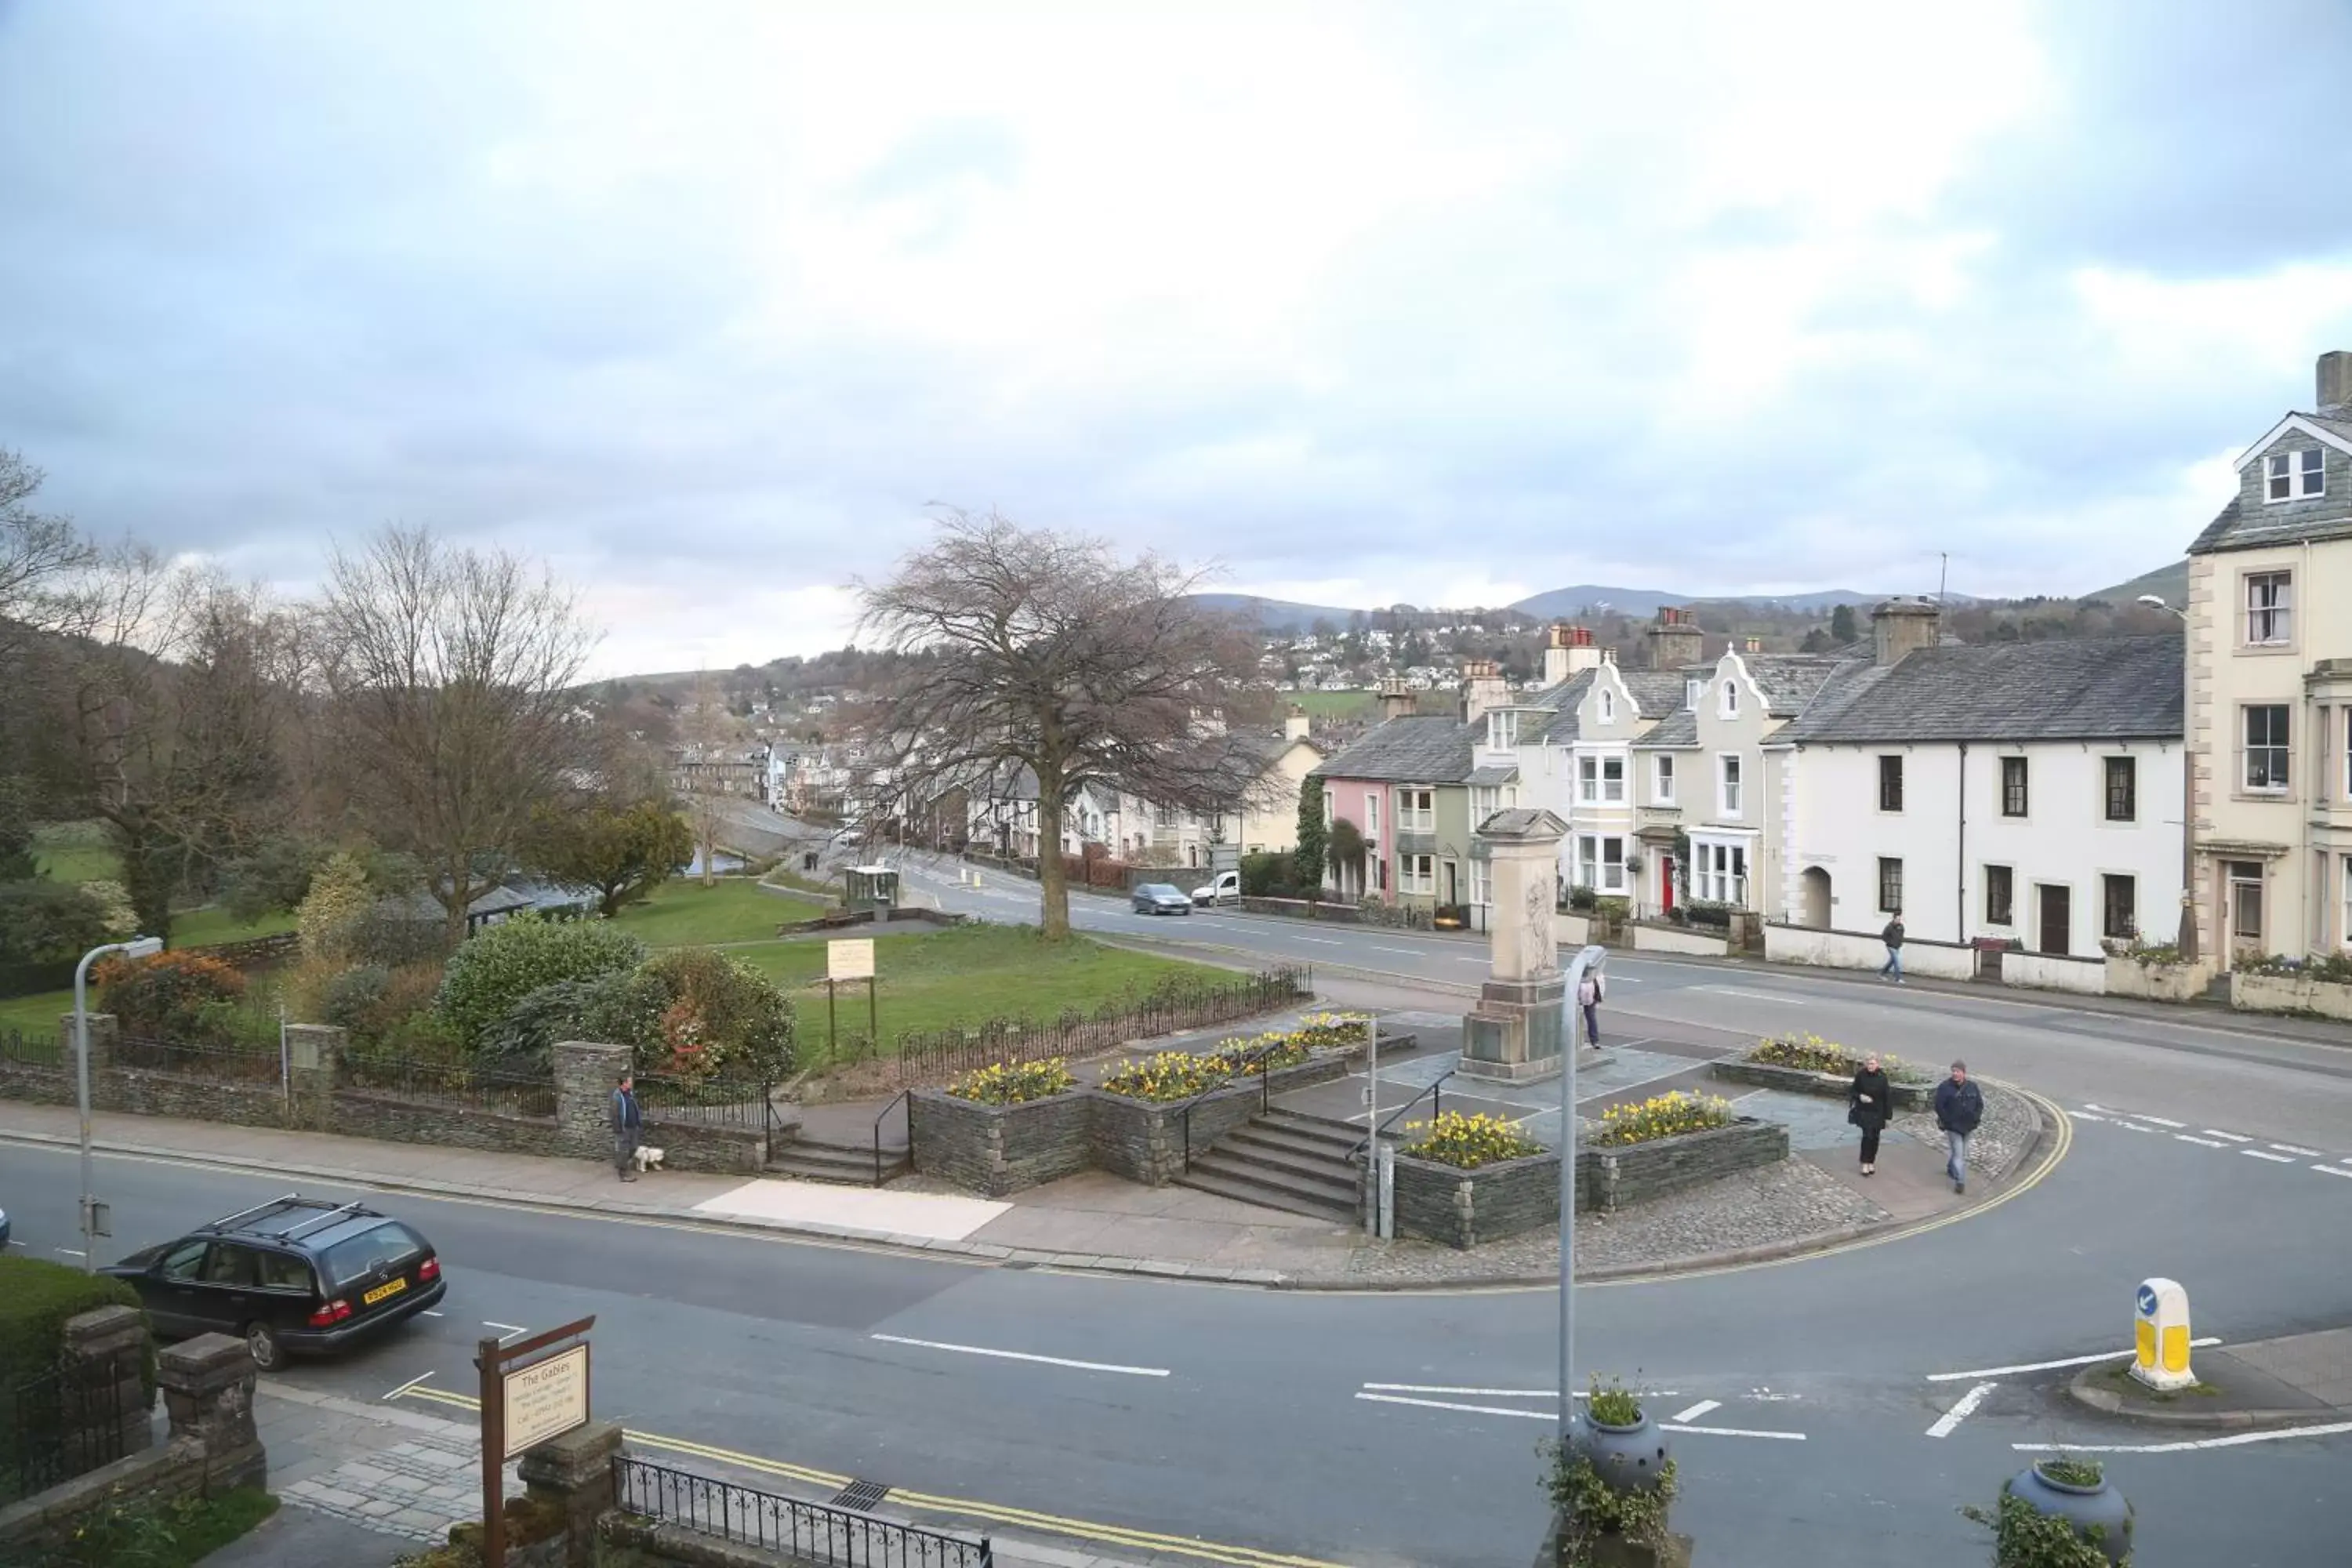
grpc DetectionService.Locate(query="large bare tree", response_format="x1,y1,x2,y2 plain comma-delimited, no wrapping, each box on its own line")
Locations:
314,528,599,949
0,448,96,673
858,510,1271,938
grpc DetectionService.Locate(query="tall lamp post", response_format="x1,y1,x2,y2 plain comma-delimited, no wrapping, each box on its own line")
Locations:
1559,942,1608,1443
74,935,163,1272
2138,595,2199,963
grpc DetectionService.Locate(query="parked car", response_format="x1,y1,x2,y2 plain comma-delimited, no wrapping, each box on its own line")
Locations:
1189,870,1241,906
102,1194,445,1372
1131,883,1193,916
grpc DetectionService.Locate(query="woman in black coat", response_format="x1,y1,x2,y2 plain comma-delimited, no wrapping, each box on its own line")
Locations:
1849,1054,1891,1176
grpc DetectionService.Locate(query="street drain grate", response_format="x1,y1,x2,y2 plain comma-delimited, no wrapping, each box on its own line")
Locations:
831,1479,891,1512
1000,1259,1038,1270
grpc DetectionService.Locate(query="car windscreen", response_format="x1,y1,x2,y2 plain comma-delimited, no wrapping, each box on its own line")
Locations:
319,1221,428,1292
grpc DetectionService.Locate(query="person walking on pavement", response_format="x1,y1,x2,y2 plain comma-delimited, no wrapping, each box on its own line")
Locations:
1933,1059,1983,1194
1879,909,1906,983
1577,968,1604,1048
612,1071,644,1182
1848,1053,1890,1176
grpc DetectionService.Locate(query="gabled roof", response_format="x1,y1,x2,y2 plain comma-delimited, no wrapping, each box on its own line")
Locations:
1617,670,1692,716
1466,764,1520,786
1735,654,1849,716
2193,408,2352,554
1791,636,2182,744
1309,714,1475,784
1632,710,1698,749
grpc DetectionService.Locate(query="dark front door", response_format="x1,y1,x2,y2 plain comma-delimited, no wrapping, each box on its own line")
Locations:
1443,860,1459,906
2038,884,2071,955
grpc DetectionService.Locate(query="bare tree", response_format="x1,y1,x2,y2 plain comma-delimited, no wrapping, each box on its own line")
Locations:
857,510,1272,938
0,448,97,681
314,528,598,949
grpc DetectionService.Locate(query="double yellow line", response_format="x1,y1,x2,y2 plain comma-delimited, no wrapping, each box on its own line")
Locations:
400,1386,1345,1568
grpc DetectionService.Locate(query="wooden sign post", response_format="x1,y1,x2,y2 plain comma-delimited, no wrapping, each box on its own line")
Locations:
474,1314,595,1568
827,938,877,1058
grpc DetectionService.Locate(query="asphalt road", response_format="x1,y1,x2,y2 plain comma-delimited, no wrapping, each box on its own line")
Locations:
5,846,2349,1565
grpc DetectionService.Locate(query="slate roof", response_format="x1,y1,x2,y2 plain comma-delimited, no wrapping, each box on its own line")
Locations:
1309,714,1475,784
1790,636,2182,743
2190,408,2352,554
1466,764,1520,786
1738,654,1850,716
1632,710,1698,748
1620,670,1692,716
1531,670,1599,745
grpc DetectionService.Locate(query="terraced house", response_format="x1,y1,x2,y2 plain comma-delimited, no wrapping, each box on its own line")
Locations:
2186,349,2352,964
1310,691,1475,918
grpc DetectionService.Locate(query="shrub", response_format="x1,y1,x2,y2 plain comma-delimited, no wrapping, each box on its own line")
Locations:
1748,1032,1927,1083
1239,851,1298,899
434,913,645,1047
1287,1011,1372,1050
1566,885,1598,913
1402,1110,1542,1168
296,851,376,963
345,906,454,970
946,1059,1076,1105
2240,950,2352,984
1590,1091,1732,1147
1962,1475,2131,1568
477,975,615,1070
1202,1033,1312,1073
1595,896,1630,925
78,880,138,941
0,1254,153,1489
320,964,393,1033
95,950,246,1044
219,836,329,924
0,879,116,965
485,949,796,1080
1098,1050,1230,1102
1682,899,1735,931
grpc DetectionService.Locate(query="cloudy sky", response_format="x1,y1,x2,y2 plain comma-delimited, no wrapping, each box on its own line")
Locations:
3,2,2349,675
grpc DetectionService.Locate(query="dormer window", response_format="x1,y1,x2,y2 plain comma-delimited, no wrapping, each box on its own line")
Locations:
2267,448,2325,502
1599,689,1615,723
1720,679,1740,718
1488,710,1518,750
1684,678,1701,711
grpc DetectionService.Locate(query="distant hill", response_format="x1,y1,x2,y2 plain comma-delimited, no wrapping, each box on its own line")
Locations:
1186,593,1363,631
2083,560,2189,608
1191,583,1950,630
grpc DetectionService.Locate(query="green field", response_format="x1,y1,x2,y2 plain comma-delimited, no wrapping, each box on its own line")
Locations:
1287,689,1375,720
734,923,1231,1047
30,821,121,884
611,877,811,946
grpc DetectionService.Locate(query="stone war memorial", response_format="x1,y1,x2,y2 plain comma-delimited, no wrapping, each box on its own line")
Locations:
1457,808,1584,1083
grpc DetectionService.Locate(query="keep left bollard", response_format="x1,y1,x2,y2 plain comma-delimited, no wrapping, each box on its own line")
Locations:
2130,1277,2194,1392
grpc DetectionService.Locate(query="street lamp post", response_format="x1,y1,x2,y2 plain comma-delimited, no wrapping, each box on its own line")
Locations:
2138,596,2199,963
74,935,163,1272
1559,942,1607,1443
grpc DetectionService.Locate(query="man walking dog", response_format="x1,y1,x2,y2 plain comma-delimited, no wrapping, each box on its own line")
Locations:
613,1071,644,1182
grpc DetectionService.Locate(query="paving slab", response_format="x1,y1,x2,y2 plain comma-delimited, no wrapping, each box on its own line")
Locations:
197,1500,411,1567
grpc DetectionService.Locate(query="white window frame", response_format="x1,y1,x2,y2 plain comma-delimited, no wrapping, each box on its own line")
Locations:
1470,857,1493,911
1600,835,1625,893
1602,755,1625,804
2341,853,2352,953
2267,448,2325,503
1684,678,1701,711
1578,755,1599,804
1399,788,1435,834
1401,852,1436,896
1719,753,1744,818
1654,754,1676,804
2245,570,2292,645
1365,791,1381,844
2244,704,2291,793
1691,838,1749,905
1472,786,1497,825
1576,835,1599,890
1720,679,1740,718
1488,710,1519,750
1599,688,1615,723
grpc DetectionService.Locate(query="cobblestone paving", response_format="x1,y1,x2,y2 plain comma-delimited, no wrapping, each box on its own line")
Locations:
1316,1152,1893,1285
1893,1080,2038,1182
257,1383,516,1545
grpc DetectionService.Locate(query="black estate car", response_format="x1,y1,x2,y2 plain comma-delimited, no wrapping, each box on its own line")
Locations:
103,1194,445,1372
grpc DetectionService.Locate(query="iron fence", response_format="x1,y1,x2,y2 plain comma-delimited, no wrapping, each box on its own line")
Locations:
634,1073,774,1129
0,1026,64,1069
615,1454,990,1568
4,1362,129,1506
114,1033,282,1083
822,965,1312,1090
336,1048,557,1117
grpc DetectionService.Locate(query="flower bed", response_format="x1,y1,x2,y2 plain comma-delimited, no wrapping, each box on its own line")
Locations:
1747,1032,1928,1083
1589,1091,1732,1147
1098,1050,1229,1102
910,1081,1093,1196
1401,1110,1542,1169
1100,1013,1375,1101
946,1058,1076,1105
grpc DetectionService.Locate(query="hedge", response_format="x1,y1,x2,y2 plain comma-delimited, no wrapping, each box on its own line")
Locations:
0,1254,153,1486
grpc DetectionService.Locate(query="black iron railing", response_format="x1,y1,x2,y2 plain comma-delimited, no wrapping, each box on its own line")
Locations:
614,1454,991,1568
0,1026,64,1069
874,1090,911,1185
4,1363,127,1505
336,1048,557,1117
635,1073,773,1130
1178,1035,1295,1174
1348,1069,1455,1167
115,1034,281,1084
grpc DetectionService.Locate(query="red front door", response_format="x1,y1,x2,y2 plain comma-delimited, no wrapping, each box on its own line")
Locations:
1661,855,1675,912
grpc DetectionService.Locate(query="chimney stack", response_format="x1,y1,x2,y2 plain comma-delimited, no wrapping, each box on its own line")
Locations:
1377,677,1417,722
1542,624,1602,686
1283,705,1311,743
1646,607,1705,670
1742,633,1762,654
2319,349,2352,411
1459,659,1510,725
1871,597,1941,667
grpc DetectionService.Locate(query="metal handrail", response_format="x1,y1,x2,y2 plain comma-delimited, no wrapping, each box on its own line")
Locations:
1348,1069,1454,1166
873,1089,911,1187
1177,1037,1291,1174
614,1453,992,1568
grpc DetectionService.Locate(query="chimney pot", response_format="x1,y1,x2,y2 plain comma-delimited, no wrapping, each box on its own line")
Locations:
1646,606,1704,670
2319,349,2352,410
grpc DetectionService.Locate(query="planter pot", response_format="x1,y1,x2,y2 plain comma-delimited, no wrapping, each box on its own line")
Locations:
1574,1410,1671,1494
2003,1463,2132,1563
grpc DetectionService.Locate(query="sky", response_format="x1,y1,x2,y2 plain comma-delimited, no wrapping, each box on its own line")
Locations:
2,1,2349,677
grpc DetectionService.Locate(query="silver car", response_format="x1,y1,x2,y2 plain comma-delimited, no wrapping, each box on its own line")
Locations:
1131,883,1193,916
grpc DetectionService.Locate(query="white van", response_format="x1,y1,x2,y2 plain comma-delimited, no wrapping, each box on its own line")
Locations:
1190,869,1241,906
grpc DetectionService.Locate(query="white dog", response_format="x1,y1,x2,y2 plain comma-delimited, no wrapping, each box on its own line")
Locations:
630,1144,667,1173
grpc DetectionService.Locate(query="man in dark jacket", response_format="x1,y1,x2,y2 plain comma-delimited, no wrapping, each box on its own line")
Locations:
613,1073,644,1182
1879,911,1906,984
1933,1060,1983,1193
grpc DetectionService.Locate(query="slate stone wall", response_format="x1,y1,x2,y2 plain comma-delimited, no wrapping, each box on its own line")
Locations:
1393,1149,1560,1249
909,1088,1093,1196
1582,1117,1788,1211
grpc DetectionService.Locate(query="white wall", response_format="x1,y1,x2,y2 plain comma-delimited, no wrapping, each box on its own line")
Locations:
2002,952,2107,994
1764,924,1976,979
1790,740,2183,954
1634,924,1730,957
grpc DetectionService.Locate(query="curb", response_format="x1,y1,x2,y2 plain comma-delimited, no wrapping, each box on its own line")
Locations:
2063,1363,2339,1429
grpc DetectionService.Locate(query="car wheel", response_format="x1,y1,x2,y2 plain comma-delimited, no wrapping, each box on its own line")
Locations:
244,1320,285,1373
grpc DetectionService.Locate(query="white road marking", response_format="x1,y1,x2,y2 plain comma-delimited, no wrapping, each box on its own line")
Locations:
1659,1422,1806,1441
1290,936,1342,946
2242,1150,2296,1163
2201,1131,2252,1142
1927,1341,2222,1381
1359,1384,1678,1399
53,1247,85,1258
1372,947,1425,956
1699,987,1803,1004
1357,1392,1549,1421
2270,1143,2324,1157
2071,1111,2108,1122
2014,1420,2352,1454
1453,956,1490,965
421,1310,445,1317
2136,1114,2187,1128
2174,1134,2227,1149
2314,1165,2352,1180
1926,1381,1998,1439
871,1333,1169,1378
2114,1122,2154,1133
1669,1400,1721,1424
383,1371,436,1401
483,1320,528,1338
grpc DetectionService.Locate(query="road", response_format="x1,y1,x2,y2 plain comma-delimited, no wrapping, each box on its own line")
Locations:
5,848,2350,1564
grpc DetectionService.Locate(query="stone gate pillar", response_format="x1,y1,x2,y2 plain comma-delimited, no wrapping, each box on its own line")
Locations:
1457,809,1571,1083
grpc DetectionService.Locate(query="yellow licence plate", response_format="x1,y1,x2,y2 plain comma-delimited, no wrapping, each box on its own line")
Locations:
361,1277,408,1306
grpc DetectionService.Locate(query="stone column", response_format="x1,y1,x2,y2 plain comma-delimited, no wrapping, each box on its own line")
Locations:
56,1011,119,1108
553,1040,630,1161
1459,810,1573,1084
61,1305,154,1471
283,1024,344,1131
158,1333,266,1493
518,1421,623,1568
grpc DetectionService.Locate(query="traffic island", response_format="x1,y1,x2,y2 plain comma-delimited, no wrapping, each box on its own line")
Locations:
2065,1325,2352,1428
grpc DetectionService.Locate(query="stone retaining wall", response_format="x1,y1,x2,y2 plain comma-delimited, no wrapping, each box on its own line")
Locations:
2104,956,2210,1003
1393,1149,1559,1249
1580,1117,1788,1211
1708,1059,1933,1113
2001,951,2107,995
1631,922,1730,958
909,1087,1094,1196
2231,971,2352,1021
1763,924,1977,981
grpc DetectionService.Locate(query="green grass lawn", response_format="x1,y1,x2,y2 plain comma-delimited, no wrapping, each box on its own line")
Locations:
169,904,298,947
612,877,809,946
1287,688,1375,720
731,923,1231,1047
0,988,67,1042
30,820,121,884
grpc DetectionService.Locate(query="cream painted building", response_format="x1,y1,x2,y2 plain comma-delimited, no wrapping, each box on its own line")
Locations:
2186,350,2352,965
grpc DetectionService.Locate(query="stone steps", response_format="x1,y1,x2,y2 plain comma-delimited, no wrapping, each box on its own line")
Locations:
1179,1109,1363,1225
767,1135,909,1187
